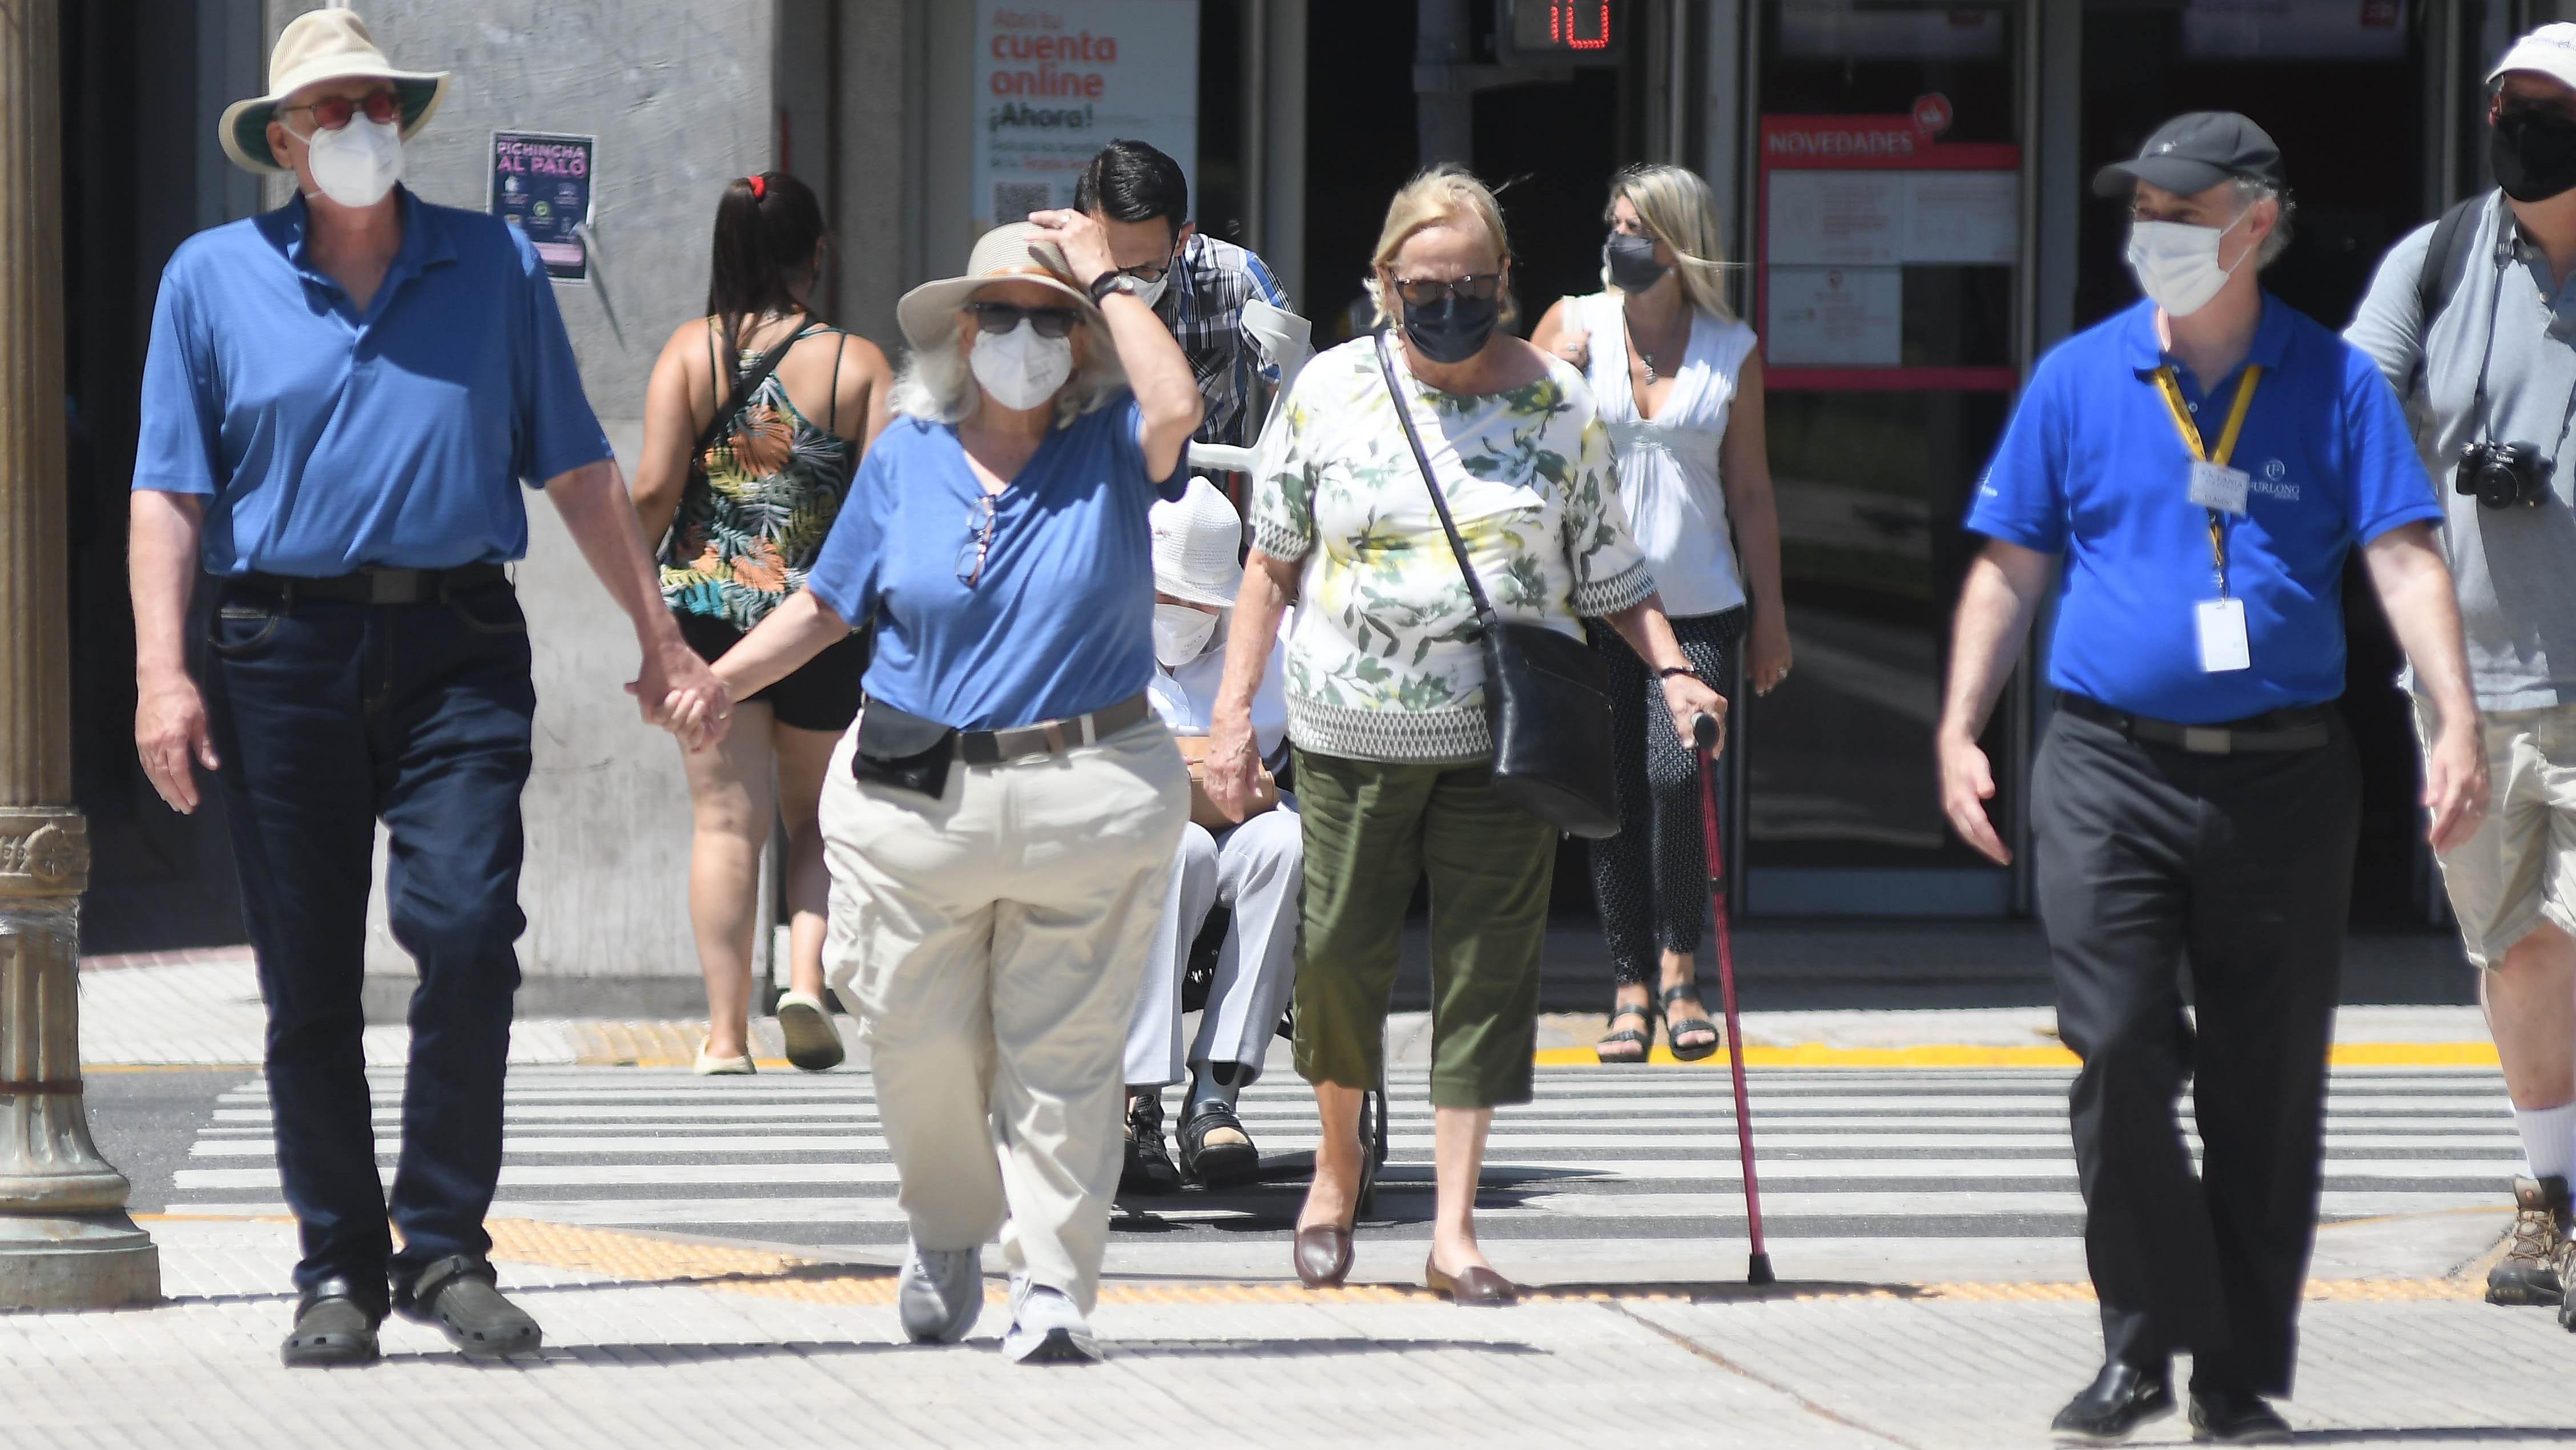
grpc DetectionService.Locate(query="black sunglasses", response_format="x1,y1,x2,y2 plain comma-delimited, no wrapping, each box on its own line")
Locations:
967,302,1081,340
1389,273,1503,308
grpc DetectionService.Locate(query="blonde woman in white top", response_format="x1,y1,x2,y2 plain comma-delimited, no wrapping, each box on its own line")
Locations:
1531,164,1790,1066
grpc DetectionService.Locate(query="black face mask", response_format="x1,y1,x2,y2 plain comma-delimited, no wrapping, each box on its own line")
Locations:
1400,291,1501,365
2493,104,2576,203
1604,232,1669,292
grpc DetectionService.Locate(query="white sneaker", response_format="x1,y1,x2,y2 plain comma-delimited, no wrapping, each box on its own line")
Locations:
999,1279,1099,1364
897,1244,982,1344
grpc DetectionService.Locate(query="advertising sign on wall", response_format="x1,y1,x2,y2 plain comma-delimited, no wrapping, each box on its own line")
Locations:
971,2,1200,231
490,131,596,282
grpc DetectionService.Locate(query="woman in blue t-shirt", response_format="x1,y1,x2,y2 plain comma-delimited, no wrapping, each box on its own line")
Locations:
678,212,1200,1367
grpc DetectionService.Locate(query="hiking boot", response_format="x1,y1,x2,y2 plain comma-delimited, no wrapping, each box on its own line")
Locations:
2489,1175,2569,1307
1118,1090,1181,1197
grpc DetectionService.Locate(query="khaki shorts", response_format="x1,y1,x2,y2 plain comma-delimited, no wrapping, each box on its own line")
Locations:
2415,700,2576,967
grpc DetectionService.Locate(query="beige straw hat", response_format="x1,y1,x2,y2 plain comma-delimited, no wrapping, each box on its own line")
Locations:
896,223,1104,352
219,9,449,175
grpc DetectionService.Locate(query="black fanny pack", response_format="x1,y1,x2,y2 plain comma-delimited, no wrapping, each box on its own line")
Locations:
850,699,957,799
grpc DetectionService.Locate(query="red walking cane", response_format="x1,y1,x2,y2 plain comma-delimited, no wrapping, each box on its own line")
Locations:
1694,712,1774,1286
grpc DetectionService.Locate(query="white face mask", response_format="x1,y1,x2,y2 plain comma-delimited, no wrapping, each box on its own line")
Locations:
969,321,1076,411
2123,208,2253,319
1152,603,1218,667
301,117,405,210
1133,267,1172,309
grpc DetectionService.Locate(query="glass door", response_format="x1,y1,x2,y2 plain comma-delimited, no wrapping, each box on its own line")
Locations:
1737,0,2029,916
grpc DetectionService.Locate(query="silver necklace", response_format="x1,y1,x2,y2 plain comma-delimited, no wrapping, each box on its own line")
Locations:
1630,307,1686,385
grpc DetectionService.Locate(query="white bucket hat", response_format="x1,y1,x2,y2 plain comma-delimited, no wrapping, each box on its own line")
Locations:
1151,477,1246,608
219,9,449,175
896,222,1105,352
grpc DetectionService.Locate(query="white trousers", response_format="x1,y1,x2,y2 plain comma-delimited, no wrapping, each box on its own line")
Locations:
822,719,1188,1312
1122,803,1303,1088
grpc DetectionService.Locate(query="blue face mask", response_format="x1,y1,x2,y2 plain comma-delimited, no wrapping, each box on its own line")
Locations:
1401,291,1501,365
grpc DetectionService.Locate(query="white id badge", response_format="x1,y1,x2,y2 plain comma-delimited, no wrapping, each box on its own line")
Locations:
2187,460,2251,515
2195,598,2251,673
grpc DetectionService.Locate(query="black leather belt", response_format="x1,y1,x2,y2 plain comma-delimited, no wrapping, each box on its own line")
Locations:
958,694,1153,765
228,563,510,606
2059,693,2332,755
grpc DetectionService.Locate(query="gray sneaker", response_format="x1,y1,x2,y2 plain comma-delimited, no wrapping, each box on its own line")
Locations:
2490,1175,2569,1308
897,1243,983,1344
1000,1278,1100,1364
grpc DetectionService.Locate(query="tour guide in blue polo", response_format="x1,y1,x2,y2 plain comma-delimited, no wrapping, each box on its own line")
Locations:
1936,113,2488,1443
127,11,728,1368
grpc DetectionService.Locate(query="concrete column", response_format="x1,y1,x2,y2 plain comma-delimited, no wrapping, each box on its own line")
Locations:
0,0,159,1310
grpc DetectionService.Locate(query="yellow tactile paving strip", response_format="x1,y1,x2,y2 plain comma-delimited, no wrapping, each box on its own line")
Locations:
467,1218,2485,1307
1531,1042,2504,1069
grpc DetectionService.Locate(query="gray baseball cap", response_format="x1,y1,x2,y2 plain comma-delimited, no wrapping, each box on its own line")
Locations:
2091,112,2285,198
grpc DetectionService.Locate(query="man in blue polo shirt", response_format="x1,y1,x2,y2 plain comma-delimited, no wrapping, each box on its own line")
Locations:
1937,113,2486,1443
127,11,726,1368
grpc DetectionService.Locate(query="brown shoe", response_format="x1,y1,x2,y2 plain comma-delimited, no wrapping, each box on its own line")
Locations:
2489,1175,2569,1307
1293,1224,1353,1288
1424,1255,1516,1307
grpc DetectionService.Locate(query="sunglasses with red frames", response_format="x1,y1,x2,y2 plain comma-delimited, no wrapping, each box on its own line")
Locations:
967,301,1081,340
281,90,401,134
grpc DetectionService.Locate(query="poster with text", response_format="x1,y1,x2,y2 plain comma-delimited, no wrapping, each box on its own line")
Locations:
972,2,1199,232
490,131,595,281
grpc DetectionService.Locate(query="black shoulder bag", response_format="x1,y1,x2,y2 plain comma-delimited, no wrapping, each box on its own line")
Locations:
1371,332,1621,839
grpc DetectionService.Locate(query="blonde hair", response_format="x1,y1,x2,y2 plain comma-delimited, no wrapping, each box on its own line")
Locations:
1364,164,1517,327
1604,164,1736,321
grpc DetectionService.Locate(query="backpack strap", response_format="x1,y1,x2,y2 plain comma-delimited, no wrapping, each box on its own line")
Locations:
2416,191,2489,341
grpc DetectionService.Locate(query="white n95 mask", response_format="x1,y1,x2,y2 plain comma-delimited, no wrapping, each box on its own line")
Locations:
2123,210,2252,319
304,118,405,210
970,322,1077,412
1152,603,1218,667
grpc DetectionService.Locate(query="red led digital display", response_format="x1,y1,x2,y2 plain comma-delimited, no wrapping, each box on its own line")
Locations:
1508,1,1617,56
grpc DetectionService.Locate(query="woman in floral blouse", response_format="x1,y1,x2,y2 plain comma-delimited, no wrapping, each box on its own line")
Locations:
1202,167,1724,1305
631,172,891,1075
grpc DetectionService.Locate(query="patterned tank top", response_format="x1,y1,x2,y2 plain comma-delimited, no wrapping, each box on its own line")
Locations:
658,320,858,629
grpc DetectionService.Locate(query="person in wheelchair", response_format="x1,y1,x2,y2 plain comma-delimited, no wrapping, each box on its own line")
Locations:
1121,478,1301,1193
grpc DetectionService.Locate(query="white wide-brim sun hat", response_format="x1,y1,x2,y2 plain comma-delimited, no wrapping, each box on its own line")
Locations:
1150,477,1246,607
219,9,449,175
897,222,1105,353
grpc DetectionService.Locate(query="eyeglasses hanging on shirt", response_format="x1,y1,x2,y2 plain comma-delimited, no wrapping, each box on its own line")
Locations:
2151,364,2261,674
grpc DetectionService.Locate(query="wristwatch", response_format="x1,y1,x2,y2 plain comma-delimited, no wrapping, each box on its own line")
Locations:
1089,271,1145,305
1656,666,1699,682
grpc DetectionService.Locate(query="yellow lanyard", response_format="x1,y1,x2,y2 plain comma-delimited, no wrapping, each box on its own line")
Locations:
2151,364,2261,597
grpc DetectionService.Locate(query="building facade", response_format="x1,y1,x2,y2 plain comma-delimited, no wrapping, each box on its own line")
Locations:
65,0,2554,992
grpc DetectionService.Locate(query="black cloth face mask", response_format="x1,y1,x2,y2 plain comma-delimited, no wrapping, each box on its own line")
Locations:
1400,291,1501,365
1605,232,1670,292
2493,104,2576,203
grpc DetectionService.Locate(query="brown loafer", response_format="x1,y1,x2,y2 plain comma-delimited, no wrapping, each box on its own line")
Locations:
1425,1255,1516,1307
1293,1224,1353,1288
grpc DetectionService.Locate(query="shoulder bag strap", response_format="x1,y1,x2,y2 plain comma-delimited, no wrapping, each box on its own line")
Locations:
1372,329,1499,626
693,320,817,462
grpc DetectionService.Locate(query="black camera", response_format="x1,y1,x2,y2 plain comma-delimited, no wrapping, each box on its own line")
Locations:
2457,440,2553,510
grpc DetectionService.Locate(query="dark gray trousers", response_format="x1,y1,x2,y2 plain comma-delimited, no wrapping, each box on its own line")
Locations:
2032,707,2358,1398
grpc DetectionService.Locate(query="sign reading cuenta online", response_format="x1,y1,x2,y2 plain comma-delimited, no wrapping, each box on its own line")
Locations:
972,3,1197,229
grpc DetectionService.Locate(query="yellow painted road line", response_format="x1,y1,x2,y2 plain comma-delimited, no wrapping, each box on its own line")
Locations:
1533,1042,2502,1069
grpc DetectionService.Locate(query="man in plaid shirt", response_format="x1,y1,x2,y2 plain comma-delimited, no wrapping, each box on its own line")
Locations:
1076,139,1289,453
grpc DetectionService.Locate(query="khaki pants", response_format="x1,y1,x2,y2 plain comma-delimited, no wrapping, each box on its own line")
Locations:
2414,700,2576,968
822,719,1188,1312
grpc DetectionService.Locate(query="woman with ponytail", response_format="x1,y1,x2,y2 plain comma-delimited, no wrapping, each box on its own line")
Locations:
631,170,892,1074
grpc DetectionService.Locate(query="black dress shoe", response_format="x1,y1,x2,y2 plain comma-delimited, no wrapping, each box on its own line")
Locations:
2188,1389,2291,1445
281,1275,384,1368
1119,1091,1182,1197
2050,1361,2175,1441
1178,1099,1259,1189
395,1254,543,1359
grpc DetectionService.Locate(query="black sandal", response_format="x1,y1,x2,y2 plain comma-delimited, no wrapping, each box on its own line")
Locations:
1595,1001,1656,1064
1660,985,1721,1063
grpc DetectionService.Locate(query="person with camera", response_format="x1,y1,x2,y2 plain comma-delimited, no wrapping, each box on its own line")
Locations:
2348,24,2576,1330
1941,112,2485,1441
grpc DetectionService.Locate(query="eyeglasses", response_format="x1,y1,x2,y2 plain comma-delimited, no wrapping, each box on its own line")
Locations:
280,90,400,134
956,494,999,587
967,302,1081,340
1388,273,1503,308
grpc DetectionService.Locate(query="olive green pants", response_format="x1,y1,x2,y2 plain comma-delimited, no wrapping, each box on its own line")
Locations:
1290,750,1558,1109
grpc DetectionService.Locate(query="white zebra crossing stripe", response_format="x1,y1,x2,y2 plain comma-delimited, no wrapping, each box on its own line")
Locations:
168,1066,2523,1250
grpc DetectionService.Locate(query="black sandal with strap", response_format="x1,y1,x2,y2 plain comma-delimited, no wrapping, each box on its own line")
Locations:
1595,1001,1656,1065
1660,985,1721,1063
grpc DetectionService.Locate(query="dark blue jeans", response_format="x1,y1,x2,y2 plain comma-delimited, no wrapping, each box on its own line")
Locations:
200,579,536,1302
